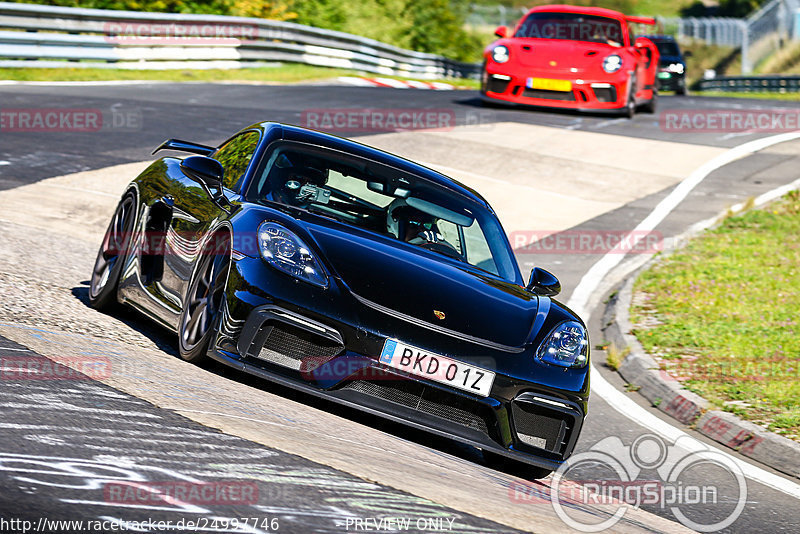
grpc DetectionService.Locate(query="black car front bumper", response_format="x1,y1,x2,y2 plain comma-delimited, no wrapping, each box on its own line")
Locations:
211,302,586,471
656,71,686,92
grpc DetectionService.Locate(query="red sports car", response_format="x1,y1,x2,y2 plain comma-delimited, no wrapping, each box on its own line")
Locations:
481,4,659,118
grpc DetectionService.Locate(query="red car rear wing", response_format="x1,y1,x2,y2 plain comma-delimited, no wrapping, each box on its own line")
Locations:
625,16,656,25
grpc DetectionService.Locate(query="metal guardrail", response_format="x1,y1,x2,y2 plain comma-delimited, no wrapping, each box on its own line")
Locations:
0,2,481,78
670,17,747,47
671,0,800,74
699,75,800,92
465,4,528,28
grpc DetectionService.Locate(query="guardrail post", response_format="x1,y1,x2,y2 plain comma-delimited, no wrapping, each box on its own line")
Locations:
795,8,800,39
741,20,752,74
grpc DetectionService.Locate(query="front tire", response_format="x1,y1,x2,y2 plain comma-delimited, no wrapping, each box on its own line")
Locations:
178,233,231,363
623,75,637,119
89,193,136,311
642,88,658,114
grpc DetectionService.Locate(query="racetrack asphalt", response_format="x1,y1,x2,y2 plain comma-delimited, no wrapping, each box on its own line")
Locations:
2,82,798,189
0,81,799,533
0,335,524,534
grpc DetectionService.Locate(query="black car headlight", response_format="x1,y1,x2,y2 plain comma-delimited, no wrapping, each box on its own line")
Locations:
537,321,588,368
257,222,328,288
492,45,510,63
602,54,623,73
667,63,685,74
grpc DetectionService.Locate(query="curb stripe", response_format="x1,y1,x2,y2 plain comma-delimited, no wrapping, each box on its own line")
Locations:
337,76,453,90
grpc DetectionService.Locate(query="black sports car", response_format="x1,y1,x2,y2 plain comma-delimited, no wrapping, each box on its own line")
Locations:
89,122,590,478
641,34,690,95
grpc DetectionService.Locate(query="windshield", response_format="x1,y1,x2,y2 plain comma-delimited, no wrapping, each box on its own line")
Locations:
248,142,518,281
654,41,681,57
515,12,624,46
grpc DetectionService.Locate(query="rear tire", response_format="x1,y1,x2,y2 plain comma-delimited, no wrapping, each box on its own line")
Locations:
483,450,553,480
89,193,136,311
178,233,231,363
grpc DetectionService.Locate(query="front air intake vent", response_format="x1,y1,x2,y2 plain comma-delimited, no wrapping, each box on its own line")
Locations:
511,400,576,455
344,380,490,434
248,322,343,371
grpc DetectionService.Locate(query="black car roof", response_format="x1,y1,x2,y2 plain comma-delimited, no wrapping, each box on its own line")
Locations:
639,34,678,42
252,122,491,210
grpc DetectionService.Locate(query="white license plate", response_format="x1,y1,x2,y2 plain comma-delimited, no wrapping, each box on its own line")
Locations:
378,339,495,397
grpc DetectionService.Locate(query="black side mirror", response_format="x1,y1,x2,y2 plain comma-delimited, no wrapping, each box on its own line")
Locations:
683,50,692,58
180,155,223,188
526,267,561,297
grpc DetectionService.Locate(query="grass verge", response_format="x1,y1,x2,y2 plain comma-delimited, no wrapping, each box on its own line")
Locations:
0,64,479,88
630,191,800,441
682,42,740,87
693,91,800,102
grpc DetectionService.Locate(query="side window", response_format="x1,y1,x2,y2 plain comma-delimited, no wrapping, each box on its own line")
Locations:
463,219,498,276
437,219,463,255
214,131,260,191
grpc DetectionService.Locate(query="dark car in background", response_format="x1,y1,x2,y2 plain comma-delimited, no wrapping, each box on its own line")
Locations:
641,34,690,94
88,122,591,479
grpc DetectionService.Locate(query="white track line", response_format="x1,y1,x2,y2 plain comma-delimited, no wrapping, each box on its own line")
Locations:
569,130,800,320
567,131,800,498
